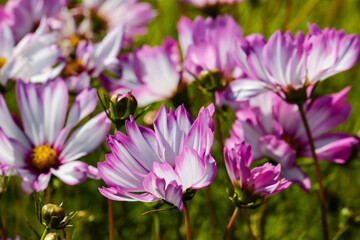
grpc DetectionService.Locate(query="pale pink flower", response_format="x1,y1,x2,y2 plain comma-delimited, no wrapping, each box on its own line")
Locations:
98,104,216,211
177,0,245,8
226,88,358,191
0,79,111,194
223,24,359,103
224,142,290,205
101,37,181,106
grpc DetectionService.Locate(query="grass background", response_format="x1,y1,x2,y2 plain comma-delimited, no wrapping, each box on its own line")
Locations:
1,0,360,239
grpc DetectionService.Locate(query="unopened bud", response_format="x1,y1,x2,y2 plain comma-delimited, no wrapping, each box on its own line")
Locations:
198,69,225,92
42,203,65,228
110,91,137,121
44,233,60,240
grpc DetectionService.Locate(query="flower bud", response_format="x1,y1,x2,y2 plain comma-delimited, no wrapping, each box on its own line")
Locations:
110,91,137,122
42,203,65,228
198,69,225,92
44,233,60,240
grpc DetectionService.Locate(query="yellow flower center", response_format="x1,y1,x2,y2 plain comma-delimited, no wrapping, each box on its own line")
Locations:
62,59,83,77
0,57,6,69
30,145,59,172
69,35,81,47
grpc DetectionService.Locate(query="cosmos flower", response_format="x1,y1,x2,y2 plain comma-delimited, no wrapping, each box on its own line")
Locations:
62,26,124,93
100,37,181,107
224,142,290,206
98,104,217,211
0,79,111,194
177,14,243,83
0,22,63,86
78,0,156,46
226,87,358,191
4,0,68,41
223,23,359,103
177,0,245,8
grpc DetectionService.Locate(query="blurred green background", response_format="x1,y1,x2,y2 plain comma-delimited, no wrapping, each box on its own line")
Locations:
1,0,360,239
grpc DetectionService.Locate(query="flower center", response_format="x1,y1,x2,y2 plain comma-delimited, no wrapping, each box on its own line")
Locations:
62,59,83,77
0,57,6,69
30,145,59,172
69,35,81,47
281,135,300,153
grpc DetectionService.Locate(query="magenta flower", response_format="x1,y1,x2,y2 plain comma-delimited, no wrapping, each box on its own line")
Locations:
226,87,358,191
177,15,243,83
223,24,359,102
224,143,290,205
101,37,181,106
79,0,156,46
98,104,217,211
4,0,68,41
63,26,124,93
0,79,111,194
177,0,245,8
0,23,63,86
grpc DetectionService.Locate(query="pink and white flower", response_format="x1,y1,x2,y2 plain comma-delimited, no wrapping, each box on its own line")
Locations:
224,142,290,204
177,0,245,8
63,26,124,92
101,37,181,106
0,23,63,86
0,79,111,194
226,87,358,191
224,24,359,102
178,15,243,83
4,0,69,41
79,0,156,46
98,104,217,211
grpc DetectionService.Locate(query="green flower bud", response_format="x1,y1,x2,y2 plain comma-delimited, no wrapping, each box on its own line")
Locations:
110,91,138,121
198,69,225,92
42,203,65,228
44,233,60,240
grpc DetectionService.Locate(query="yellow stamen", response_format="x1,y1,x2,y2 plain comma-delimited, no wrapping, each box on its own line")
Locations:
30,145,59,172
69,35,81,47
62,59,83,77
0,57,6,69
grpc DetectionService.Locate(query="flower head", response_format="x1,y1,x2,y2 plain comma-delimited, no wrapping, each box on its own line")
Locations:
0,23,63,86
177,0,245,8
101,37,181,106
98,104,216,211
0,79,111,194
224,142,290,207
4,0,68,41
79,0,156,46
63,26,124,92
223,24,359,104
226,87,358,191
178,15,243,84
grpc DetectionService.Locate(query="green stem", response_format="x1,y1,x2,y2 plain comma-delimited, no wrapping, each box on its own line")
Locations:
108,199,114,240
40,228,49,240
241,208,257,240
183,203,191,240
224,207,239,240
154,213,160,240
298,104,329,240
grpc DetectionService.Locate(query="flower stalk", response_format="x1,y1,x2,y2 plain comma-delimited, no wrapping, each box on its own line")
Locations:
108,199,114,240
40,228,50,240
297,104,329,240
224,207,239,240
241,208,257,240
184,202,191,240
